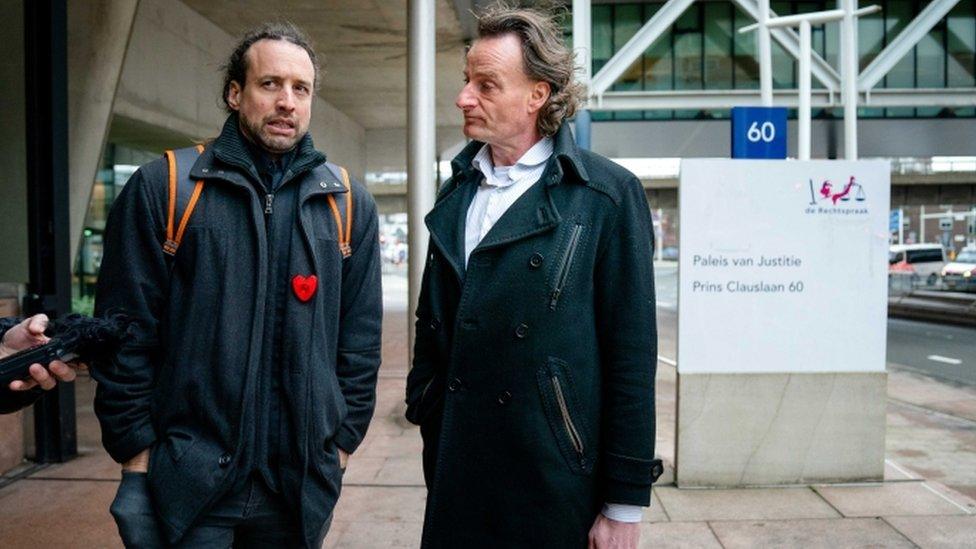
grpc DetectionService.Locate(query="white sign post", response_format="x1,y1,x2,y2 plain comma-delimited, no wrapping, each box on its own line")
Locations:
676,159,890,486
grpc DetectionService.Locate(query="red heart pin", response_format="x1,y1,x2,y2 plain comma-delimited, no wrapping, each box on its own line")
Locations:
291,274,318,302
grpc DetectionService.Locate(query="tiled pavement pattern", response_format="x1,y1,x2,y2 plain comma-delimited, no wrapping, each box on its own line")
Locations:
1,272,974,548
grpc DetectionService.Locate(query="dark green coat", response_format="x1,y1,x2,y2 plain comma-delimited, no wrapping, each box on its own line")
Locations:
406,124,661,548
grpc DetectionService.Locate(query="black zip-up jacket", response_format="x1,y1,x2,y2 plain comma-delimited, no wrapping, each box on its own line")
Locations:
93,114,382,547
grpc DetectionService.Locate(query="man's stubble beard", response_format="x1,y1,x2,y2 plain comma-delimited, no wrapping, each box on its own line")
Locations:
239,111,306,155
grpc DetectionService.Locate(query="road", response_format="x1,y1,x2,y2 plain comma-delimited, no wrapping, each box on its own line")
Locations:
887,317,976,386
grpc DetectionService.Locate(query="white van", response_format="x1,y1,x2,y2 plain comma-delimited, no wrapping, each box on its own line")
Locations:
889,244,947,285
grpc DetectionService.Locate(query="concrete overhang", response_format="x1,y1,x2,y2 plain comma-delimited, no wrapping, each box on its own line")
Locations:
181,0,471,131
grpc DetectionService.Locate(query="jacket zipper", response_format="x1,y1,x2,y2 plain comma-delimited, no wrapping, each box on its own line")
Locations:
550,223,583,310
264,193,274,215
551,375,584,461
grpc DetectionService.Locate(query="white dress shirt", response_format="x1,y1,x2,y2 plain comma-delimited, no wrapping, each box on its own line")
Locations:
465,137,645,523
464,137,553,265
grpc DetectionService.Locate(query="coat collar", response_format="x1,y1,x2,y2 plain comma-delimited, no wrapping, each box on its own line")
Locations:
448,122,589,190
428,124,583,280
188,114,341,201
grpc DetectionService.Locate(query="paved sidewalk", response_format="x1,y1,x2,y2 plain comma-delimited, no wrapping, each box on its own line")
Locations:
1,273,974,547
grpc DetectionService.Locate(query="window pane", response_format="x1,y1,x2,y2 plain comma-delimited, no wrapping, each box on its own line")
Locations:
704,2,733,89
643,2,672,119
917,10,946,117
733,6,759,89
613,4,644,120
947,1,975,88
592,5,613,63
885,0,915,117
859,11,886,70
674,5,702,91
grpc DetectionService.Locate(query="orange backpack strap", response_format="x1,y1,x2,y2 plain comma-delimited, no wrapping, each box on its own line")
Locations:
162,144,206,256
325,164,353,259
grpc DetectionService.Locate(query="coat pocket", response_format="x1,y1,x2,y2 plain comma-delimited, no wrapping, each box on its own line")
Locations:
549,223,584,310
536,357,592,476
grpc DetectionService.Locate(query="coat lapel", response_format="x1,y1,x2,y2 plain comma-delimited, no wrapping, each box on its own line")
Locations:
425,178,478,282
473,167,561,253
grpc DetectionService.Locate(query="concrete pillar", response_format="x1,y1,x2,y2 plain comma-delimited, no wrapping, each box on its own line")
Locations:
407,0,437,362
67,0,139,266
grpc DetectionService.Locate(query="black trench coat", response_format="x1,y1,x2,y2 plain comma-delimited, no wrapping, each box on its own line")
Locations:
406,124,661,548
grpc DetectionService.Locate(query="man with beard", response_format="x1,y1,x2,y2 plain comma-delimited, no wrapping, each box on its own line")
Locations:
94,23,382,547
405,5,662,548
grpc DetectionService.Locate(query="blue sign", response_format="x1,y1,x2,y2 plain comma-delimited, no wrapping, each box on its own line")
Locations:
731,107,787,159
889,210,901,232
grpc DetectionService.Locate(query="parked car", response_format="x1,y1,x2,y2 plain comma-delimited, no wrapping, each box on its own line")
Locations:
941,247,976,292
889,244,947,286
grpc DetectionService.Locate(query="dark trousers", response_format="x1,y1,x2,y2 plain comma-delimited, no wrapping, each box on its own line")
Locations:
110,471,330,548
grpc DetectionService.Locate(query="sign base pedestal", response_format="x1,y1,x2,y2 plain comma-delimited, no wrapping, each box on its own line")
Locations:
676,371,886,487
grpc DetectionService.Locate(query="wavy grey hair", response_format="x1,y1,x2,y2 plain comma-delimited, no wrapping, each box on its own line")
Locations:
475,4,585,137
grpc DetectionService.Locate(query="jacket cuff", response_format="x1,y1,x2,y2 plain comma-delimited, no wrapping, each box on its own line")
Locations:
601,452,664,505
0,386,44,415
602,477,652,506
105,422,157,464
333,424,363,454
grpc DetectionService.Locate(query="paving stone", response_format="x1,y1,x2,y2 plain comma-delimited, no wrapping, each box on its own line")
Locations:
0,479,122,548
887,370,976,422
30,451,120,481
331,486,426,524
921,481,976,515
655,486,840,522
884,515,976,548
644,489,669,523
813,482,970,517
639,522,722,548
357,433,424,458
372,455,424,486
342,457,385,484
710,517,915,549
885,459,922,482
321,519,350,548
325,520,423,548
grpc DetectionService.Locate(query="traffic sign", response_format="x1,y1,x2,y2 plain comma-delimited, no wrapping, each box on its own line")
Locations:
731,106,787,159
889,210,901,233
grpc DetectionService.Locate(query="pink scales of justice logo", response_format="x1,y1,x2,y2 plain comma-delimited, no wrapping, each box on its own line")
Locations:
808,176,866,206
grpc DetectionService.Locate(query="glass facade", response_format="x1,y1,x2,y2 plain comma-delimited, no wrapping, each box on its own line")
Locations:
589,0,976,121
73,143,156,311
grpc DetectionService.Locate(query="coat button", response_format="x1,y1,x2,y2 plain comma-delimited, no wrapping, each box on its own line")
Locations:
218,453,232,467
529,253,544,268
429,317,441,331
448,378,462,392
515,324,529,339
497,390,512,405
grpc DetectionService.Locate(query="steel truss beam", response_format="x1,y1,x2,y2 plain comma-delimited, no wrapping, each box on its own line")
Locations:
858,0,961,91
590,88,976,110
731,0,841,91
590,0,696,96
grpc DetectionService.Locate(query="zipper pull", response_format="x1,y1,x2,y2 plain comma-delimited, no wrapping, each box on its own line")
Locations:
264,193,274,215
549,288,561,310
